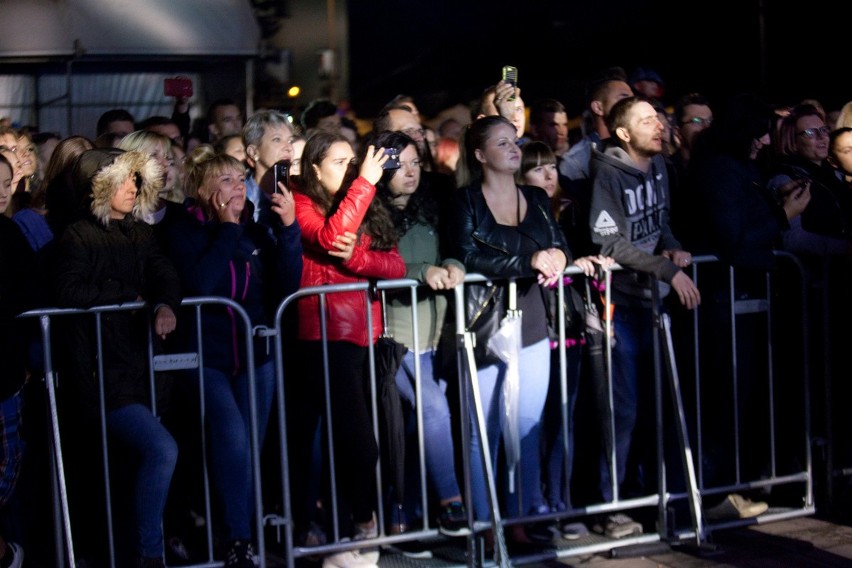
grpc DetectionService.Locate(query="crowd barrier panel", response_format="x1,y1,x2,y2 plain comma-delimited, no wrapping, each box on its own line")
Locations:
17,253,820,567
19,297,270,568
267,278,480,568
267,268,699,567
800,254,852,519
666,252,815,539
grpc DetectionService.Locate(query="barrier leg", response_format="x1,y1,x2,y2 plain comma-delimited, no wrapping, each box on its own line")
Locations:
41,313,76,568
460,331,510,568
657,310,706,545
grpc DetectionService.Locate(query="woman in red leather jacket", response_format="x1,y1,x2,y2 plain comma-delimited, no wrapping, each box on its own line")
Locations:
291,131,404,566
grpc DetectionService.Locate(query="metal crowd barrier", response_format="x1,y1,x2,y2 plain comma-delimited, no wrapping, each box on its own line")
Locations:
18,297,269,568
666,252,815,541
800,254,852,520
17,253,819,567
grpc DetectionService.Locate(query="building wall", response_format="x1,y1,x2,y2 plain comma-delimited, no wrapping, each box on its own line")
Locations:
264,0,349,115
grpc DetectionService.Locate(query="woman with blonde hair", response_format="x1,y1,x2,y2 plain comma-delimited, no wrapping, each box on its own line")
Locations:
162,144,302,567
55,148,181,567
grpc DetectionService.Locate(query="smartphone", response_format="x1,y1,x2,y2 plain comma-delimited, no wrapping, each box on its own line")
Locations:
501,65,518,101
273,159,291,193
164,76,193,98
381,148,400,170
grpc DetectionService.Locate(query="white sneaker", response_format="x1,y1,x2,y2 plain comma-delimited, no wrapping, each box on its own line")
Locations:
322,544,378,568
705,493,769,520
592,514,643,539
352,513,379,564
354,513,378,540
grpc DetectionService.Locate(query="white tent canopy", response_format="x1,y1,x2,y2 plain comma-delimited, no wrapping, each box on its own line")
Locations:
0,0,260,138
0,0,260,58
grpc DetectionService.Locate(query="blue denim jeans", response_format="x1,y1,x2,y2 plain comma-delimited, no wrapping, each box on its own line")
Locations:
598,304,653,502
106,403,178,558
468,338,550,520
198,360,275,541
0,390,24,508
395,349,461,505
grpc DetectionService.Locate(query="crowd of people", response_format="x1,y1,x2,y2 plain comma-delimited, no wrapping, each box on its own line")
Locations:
1,63,851,568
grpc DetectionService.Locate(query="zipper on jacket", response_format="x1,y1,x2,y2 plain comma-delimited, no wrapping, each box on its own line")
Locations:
472,233,509,255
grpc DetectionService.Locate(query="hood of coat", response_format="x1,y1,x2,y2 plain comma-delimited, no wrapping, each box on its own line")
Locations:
73,148,163,226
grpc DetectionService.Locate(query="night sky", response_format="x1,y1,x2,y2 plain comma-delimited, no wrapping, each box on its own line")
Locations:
347,0,845,119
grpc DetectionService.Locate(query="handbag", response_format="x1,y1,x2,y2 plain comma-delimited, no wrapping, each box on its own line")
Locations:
465,280,507,367
545,276,586,346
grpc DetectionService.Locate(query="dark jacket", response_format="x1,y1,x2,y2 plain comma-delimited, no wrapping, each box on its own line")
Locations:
589,142,682,306
54,149,181,415
454,182,571,277
0,217,37,400
769,155,852,242
688,151,786,271
164,205,303,371
454,182,571,354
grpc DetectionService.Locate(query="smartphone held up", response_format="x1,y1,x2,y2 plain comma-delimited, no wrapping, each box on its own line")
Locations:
164,76,193,98
259,159,291,196
381,148,401,170
273,160,291,193
501,65,518,101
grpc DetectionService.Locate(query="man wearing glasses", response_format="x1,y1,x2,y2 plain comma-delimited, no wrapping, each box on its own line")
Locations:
669,93,714,240
673,93,713,174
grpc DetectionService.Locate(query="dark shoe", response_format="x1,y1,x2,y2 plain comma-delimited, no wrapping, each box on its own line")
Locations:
224,539,257,568
298,521,328,547
438,501,470,536
524,521,554,544
393,540,434,559
387,505,408,535
508,522,553,545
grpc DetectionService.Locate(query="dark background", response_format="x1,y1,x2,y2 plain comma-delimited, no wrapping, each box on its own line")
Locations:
347,0,845,119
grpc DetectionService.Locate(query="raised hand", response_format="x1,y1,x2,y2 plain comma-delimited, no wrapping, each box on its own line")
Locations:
359,145,389,185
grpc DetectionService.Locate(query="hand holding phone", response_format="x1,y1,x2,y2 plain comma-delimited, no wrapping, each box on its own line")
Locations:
259,159,291,196
273,160,291,193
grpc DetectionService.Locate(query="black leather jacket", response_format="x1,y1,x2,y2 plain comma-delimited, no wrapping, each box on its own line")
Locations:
453,182,572,276
453,182,573,355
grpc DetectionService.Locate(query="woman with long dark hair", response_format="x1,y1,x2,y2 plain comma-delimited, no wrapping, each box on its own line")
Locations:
292,131,405,567
371,130,469,536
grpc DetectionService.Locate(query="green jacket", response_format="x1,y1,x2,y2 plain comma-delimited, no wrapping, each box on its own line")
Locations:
385,219,463,353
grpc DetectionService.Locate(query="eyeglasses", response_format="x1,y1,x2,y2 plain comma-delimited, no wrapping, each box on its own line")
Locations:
797,126,830,139
683,117,713,127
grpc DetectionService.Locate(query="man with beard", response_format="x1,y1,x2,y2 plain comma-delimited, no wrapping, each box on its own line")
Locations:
588,95,700,538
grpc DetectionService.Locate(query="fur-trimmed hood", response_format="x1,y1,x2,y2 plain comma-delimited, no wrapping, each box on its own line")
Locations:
73,149,163,226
